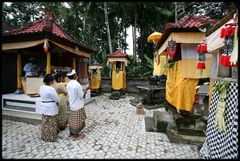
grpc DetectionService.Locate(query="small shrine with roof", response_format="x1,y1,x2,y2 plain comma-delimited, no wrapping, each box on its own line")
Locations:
2,9,95,120
107,50,130,100
2,9,96,95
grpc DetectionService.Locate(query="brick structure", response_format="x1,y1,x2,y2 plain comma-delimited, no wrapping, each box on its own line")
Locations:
78,57,89,85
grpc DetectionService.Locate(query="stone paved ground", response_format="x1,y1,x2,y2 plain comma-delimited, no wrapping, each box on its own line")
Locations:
2,94,199,159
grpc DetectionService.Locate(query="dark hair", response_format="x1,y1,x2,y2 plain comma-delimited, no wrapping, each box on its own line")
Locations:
54,71,67,83
68,74,75,80
43,74,54,84
62,71,67,78
53,71,61,83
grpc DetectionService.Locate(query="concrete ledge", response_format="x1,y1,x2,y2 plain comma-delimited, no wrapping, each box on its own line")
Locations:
2,109,41,120
2,97,96,126
2,114,41,125
2,109,41,124
85,97,95,106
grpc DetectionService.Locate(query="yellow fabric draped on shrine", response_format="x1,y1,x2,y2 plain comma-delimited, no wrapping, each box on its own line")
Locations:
90,74,100,90
153,55,168,76
112,71,124,90
2,39,45,50
50,40,90,58
123,72,127,89
153,58,161,76
180,58,212,78
165,60,199,111
2,39,90,58
159,55,168,75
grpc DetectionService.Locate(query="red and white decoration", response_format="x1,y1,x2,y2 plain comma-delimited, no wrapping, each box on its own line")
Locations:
196,40,207,74
43,39,49,54
166,40,177,60
219,17,237,67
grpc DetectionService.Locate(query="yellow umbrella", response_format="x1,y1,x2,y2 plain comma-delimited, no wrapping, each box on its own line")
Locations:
147,32,162,42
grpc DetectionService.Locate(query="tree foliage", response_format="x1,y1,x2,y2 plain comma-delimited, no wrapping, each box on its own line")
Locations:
2,2,237,77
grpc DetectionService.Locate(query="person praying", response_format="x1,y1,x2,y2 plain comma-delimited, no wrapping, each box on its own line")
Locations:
66,69,88,140
39,74,59,142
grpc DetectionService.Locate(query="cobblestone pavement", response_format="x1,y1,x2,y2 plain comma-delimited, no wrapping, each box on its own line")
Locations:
2,94,199,159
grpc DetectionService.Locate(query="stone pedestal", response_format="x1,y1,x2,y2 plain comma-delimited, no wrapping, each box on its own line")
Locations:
14,88,24,94
153,111,174,133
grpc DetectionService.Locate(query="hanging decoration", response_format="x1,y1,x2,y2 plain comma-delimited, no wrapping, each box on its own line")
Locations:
43,39,49,54
219,16,237,67
166,40,177,60
195,39,207,76
213,80,230,133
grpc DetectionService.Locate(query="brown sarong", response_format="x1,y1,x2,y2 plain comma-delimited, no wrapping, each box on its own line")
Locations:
41,115,58,142
68,108,86,136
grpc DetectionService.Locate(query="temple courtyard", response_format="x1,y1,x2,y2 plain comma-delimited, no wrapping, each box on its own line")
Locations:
2,94,199,159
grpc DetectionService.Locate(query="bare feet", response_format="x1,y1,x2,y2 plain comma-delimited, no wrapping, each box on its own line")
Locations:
72,133,85,141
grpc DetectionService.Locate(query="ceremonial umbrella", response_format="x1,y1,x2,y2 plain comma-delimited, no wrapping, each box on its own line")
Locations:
147,32,162,42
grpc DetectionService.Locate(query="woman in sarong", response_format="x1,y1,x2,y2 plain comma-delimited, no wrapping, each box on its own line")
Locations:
53,72,69,131
39,74,59,142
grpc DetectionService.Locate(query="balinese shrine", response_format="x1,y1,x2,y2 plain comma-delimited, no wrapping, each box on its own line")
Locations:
107,50,129,100
2,9,95,120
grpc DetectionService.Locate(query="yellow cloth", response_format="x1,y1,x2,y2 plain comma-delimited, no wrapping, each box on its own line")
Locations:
123,71,127,89
165,60,199,111
90,74,100,90
2,39,90,58
153,56,161,76
112,70,124,90
2,39,45,50
158,55,168,75
180,58,212,79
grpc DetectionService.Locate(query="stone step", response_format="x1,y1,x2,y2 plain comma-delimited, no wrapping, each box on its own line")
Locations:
153,111,175,133
145,117,155,132
2,108,42,125
2,93,96,125
166,126,206,145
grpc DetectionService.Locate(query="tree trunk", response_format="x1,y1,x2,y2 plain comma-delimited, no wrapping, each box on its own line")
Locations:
83,13,86,42
175,2,178,23
103,2,112,78
104,2,113,54
133,13,137,59
124,26,127,53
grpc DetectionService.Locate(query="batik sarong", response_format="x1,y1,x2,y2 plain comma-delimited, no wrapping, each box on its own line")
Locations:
41,115,58,142
68,108,86,136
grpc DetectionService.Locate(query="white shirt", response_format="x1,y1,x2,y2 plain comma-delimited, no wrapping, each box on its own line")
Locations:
39,85,59,116
23,63,37,77
66,79,85,111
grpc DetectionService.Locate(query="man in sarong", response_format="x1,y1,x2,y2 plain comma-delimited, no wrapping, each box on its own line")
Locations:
66,69,87,140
